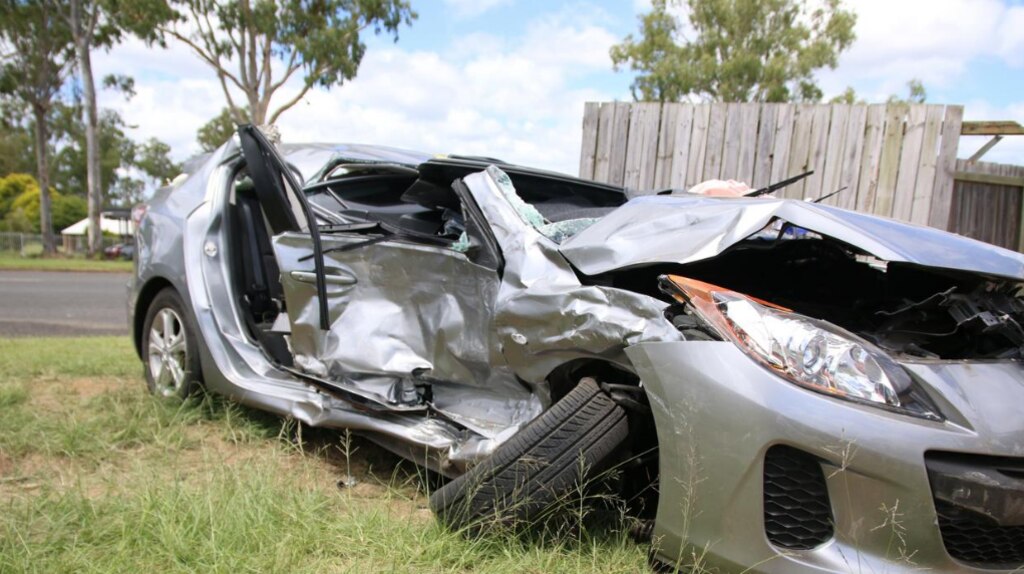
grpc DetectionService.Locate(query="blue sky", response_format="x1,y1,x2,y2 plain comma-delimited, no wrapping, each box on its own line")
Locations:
94,0,1024,176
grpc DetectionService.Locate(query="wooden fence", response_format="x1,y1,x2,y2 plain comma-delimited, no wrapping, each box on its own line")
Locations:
949,160,1024,251
578,102,963,230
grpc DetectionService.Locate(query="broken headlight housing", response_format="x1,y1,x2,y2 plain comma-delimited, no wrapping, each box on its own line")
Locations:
662,275,942,420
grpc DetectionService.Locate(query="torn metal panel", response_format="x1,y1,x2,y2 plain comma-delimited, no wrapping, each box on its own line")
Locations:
272,231,541,439
560,194,1024,279
462,167,682,384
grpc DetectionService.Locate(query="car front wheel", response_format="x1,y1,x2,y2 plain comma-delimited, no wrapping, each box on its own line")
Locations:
142,288,202,399
429,377,628,534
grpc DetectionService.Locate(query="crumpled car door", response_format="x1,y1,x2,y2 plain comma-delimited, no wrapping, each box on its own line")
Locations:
273,231,501,384
272,229,539,435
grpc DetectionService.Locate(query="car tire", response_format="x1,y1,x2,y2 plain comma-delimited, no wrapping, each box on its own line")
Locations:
429,378,628,534
141,288,203,399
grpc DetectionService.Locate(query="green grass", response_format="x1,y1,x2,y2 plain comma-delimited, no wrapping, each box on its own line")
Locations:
0,252,132,273
0,337,648,573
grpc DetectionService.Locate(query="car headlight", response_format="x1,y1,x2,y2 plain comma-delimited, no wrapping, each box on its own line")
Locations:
662,275,942,420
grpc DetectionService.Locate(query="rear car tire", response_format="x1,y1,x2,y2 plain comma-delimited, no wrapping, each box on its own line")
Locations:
429,378,628,534
141,288,202,399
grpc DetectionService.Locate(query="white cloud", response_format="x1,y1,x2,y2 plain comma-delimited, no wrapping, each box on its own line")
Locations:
90,7,620,175
820,0,1022,97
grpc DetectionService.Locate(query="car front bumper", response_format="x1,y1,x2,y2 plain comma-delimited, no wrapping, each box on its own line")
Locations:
626,341,1024,573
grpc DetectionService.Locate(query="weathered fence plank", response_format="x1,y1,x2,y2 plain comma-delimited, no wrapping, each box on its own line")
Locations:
909,105,945,224
669,104,695,188
785,105,814,199
578,102,600,180
752,103,777,189
578,101,1019,246
803,105,832,200
836,104,867,210
654,103,678,189
819,105,848,205
929,105,964,229
607,102,631,186
855,104,887,213
592,103,616,183
769,105,795,188
892,104,928,221
686,104,711,188
624,102,661,191
735,103,760,184
874,104,907,216
950,160,1024,251
702,103,729,181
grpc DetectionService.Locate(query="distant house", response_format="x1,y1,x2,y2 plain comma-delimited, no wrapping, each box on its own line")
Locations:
61,209,133,251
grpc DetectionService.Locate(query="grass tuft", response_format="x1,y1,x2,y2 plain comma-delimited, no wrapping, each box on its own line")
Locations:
0,336,649,572
0,252,133,273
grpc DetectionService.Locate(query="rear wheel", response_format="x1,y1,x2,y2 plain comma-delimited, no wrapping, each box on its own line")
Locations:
142,288,202,399
430,378,628,534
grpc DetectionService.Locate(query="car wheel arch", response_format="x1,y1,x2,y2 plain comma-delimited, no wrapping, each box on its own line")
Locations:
132,277,176,358
542,357,662,523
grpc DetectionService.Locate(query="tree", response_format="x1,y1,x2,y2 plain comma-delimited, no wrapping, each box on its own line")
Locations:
0,172,36,216
49,104,181,207
155,0,416,125
197,107,241,152
0,1,75,253
829,78,926,105
611,0,857,103
0,98,36,176
47,0,137,256
888,78,926,104
10,182,87,233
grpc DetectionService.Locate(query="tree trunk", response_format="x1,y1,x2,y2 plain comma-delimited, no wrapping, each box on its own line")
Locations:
71,0,103,256
32,106,55,255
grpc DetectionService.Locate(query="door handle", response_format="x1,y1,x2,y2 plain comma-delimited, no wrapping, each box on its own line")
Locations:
289,270,357,286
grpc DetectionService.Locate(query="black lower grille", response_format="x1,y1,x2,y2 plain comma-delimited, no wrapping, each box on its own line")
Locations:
763,445,834,549
936,500,1024,567
927,451,1024,569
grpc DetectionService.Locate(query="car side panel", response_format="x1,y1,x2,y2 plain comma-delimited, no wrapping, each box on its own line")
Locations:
272,232,541,438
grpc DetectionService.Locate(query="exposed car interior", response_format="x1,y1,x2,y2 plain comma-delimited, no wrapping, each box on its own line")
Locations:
226,155,627,366
304,158,625,236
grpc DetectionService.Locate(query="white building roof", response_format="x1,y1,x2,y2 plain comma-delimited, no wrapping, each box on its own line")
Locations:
61,215,134,236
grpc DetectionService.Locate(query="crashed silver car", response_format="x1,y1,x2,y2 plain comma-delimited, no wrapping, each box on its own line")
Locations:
129,125,1024,572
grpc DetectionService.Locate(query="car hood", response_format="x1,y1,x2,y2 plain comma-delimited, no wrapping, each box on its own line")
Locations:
559,195,1024,280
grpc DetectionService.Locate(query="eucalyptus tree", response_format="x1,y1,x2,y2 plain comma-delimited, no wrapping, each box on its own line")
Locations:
611,0,857,103
155,0,416,125
0,1,75,252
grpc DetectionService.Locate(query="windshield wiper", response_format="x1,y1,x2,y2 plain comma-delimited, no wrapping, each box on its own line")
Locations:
745,170,814,198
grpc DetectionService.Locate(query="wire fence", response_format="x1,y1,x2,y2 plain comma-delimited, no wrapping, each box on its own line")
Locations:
0,232,124,257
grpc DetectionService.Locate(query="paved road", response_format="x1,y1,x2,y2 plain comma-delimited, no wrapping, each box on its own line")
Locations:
0,270,131,337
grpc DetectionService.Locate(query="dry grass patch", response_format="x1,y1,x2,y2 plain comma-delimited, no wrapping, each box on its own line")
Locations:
0,336,648,573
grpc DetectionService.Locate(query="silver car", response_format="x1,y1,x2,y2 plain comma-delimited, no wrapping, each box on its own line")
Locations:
129,126,1024,572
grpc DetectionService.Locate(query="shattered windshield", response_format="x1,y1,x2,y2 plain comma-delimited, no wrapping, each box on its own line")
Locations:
490,167,602,244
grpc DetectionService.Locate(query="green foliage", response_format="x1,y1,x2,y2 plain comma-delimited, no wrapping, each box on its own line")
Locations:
0,3,74,112
197,107,239,152
611,0,857,102
888,78,927,104
828,86,864,104
48,104,181,207
0,172,37,215
0,103,35,176
829,78,927,105
0,252,133,270
156,0,417,124
7,179,86,233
